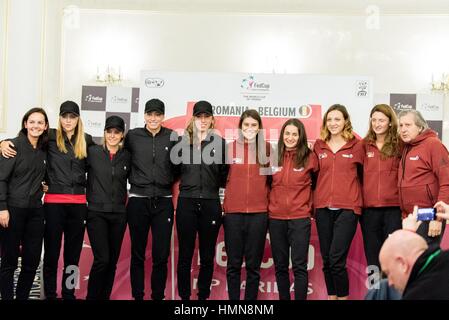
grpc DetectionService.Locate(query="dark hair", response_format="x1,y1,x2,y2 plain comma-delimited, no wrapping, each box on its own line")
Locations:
238,109,268,166
320,104,354,142
365,104,400,159
278,118,310,168
20,107,49,150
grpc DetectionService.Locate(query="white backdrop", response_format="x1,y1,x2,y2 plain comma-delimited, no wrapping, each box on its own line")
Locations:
2,7,449,142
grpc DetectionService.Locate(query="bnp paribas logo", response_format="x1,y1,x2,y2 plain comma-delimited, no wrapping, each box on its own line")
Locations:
241,75,270,91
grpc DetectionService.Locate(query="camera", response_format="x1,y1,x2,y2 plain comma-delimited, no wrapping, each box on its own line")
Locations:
417,208,436,221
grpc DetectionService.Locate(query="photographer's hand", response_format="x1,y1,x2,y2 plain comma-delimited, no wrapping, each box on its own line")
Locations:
402,206,421,232
428,220,442,237
434,201,449,220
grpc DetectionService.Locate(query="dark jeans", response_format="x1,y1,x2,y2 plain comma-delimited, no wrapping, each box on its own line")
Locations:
0,206,44,300
360,207,402,270
417,220,447,246
223,213,267,300
315,208,358,297
268,217,311,300
86,210,126,300
127,197,174,300
176,197,222,300
43,203,87,300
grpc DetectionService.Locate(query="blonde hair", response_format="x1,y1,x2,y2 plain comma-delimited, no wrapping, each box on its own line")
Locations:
184,115,215,144
320,104,354,142
56,117,87,159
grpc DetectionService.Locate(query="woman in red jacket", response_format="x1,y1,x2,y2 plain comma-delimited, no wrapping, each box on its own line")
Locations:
268,118,318,300
356,104,402,273
313,104,362,300
223,109,270,300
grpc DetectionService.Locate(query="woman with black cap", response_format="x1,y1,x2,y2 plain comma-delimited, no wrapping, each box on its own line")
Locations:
1,101,94,299
85,115,130,300
124,98,179,300
174,100,229,300
0,108,49,300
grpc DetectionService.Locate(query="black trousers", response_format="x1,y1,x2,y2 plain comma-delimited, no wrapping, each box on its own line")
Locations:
127,197,174,300
223,213,267,300
176,197,222,300
86,210,126,300
43,203,87,300
0,206,44,300
315,208,358,297
360,207,402,270
268,217,311,300
417,220,447,246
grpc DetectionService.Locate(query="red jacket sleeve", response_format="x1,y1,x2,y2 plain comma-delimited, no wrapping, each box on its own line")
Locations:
430,141,449,203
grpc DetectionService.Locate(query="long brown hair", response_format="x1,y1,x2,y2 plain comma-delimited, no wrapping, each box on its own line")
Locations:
20,107,49,150
320,104,354,142
278,118,310,169
238,109,269,167
365,104,400,159
56,115,87,159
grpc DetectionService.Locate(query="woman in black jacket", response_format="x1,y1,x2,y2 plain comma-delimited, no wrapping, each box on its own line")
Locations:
0,107,49,300
1,101,94,299
175,100,229,300
86,115,130,300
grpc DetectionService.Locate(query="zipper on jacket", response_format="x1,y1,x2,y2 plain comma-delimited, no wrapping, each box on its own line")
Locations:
399,145,410,210
328,153,335,208
246,156,250,213
199,142,203,198
426,184,435,205
111,152,116,206
378,147,381,203
285,152,291,213
152,136,155,197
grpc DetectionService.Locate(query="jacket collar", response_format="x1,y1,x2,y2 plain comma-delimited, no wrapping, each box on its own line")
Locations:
407,129,437,146
316,137,359,152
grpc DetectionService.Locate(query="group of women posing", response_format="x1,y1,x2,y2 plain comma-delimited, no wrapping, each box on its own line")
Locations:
0,99,447,300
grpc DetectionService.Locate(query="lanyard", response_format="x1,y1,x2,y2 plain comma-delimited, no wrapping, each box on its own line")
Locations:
418,249,441,276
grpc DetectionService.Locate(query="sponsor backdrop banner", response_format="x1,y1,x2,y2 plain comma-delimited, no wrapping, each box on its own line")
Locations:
68,72,447,300
389,93,443,139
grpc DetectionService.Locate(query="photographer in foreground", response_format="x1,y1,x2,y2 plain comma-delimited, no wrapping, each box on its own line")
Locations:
379,206,449,299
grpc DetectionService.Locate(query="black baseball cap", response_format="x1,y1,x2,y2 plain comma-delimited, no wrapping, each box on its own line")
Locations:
193,100,213,116
145,99,165,114
59,100,80,116
104,115,125,132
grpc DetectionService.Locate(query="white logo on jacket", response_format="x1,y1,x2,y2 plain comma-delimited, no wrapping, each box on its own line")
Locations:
342,154,353,158
367,152,374,158
232,158,243,164
293,167,305,172
318,153,327,159
271,166,283,173
409,155,420,161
